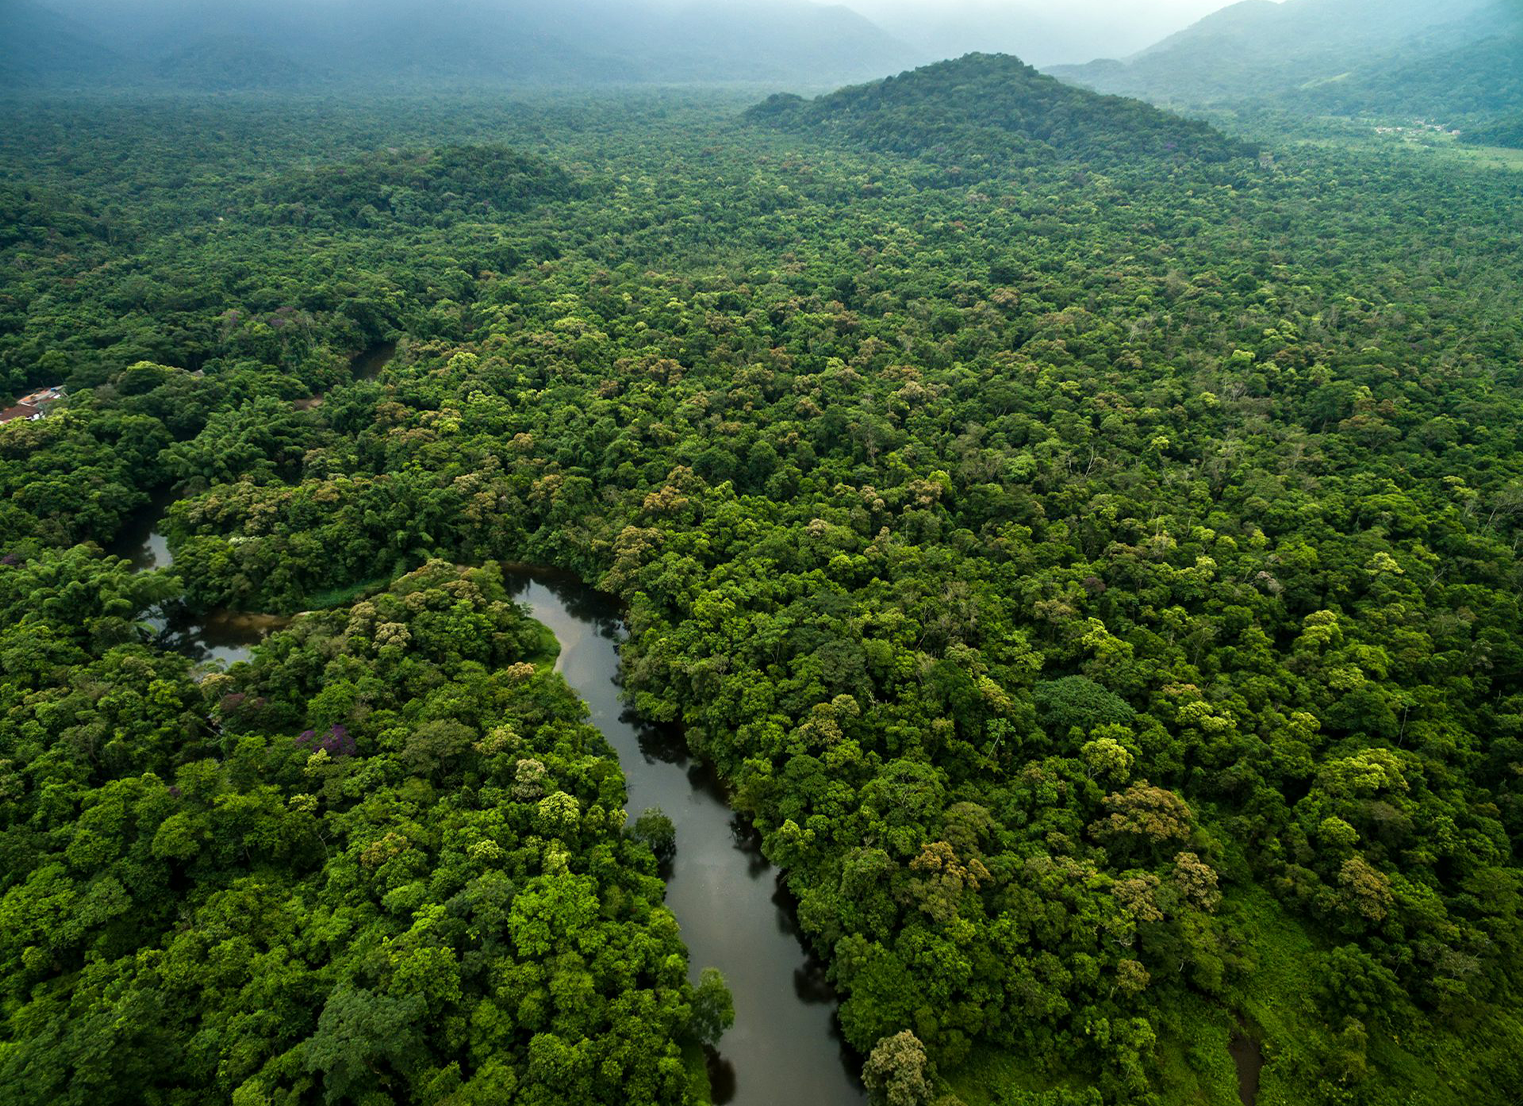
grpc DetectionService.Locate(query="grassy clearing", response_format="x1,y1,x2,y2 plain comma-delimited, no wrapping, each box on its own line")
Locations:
1228,885,1523,1106
946,886,1523,1105
944,1046,1085,1106
1222,886,1319,1106
1286,128,1523,171
1152,1000,1239,1106
948,1008,1240,1106
1439,141,1523,170
299,575,392,611
524,619,562,670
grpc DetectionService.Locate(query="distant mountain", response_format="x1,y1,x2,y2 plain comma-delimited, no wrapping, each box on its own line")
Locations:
1297,29,1523,129
853,0,1229,70
156,35,312,92
1049,0,1523,138
0,0,128,88
10,0,922,91
637,1,917,85
748,53,1256,174
323,2,643,87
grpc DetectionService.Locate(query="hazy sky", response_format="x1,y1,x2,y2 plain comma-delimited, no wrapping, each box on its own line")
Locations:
846,0,1282,64
851,0,1235,18
37,0,1282,69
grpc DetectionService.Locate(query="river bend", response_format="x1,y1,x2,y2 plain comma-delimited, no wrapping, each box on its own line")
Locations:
506,568,866,1106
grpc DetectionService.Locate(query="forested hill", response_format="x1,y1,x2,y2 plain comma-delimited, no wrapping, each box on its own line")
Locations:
1049,0,1523,142
1296,29,1523,134
6,71,1523,1106
747,54,1256,172
0,0,128,88
259,146,583,230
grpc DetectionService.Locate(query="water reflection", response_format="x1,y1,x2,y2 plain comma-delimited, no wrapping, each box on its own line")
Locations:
114,488,176,573
352,340,397,381
503,567,866,1106
160,609,292,667
111,492,286,666
102,518,867,1099
1230,1029,1263,1106
111,341,396,665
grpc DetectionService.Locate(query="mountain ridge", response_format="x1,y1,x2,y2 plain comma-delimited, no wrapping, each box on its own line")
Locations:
4,0,926,91
0,0,129,88
1048,0,1522,139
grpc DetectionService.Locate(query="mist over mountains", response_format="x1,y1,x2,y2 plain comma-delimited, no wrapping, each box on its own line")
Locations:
2,0,1236,92
4,0,1520,147
849,1,1229,69
1,0,923,90
1050,0,1523,131
749,52,1255,172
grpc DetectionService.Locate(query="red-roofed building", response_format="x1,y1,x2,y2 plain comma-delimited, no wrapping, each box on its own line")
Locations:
0,385,66,425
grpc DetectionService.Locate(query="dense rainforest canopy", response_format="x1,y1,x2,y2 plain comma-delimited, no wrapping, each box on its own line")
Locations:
3,49,1523,1106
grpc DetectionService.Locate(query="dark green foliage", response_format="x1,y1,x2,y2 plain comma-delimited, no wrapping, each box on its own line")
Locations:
261,145,582,230
1033,677,1135,739
0,561,711,1104
1462,109,1523,149
3,72,1523,1106
689,968,735,1051
750,54,1256,173
634,807,678,864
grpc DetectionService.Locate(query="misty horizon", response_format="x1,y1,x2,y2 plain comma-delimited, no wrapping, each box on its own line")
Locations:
6,0,1283,90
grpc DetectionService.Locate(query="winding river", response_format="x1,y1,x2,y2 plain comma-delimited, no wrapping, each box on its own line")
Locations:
505,568,866,1106
110,525,866,1101
113,339,865,1101
110,341,398,662
105,334,1259,1104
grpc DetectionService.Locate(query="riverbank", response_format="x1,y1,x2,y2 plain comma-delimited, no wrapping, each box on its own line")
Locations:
505,568,866,1106
105,340,403,662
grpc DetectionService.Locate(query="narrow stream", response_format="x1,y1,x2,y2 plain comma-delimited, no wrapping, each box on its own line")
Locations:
111,492,290,665
110,341,395,662
505,567,867,1106
351,340,397,380
1230,1030,1263,1106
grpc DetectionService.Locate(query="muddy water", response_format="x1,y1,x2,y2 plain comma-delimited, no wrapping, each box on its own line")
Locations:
352,340,396,381
295,340,397,408
1230,1030,1263,1106
504,567,867,1106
